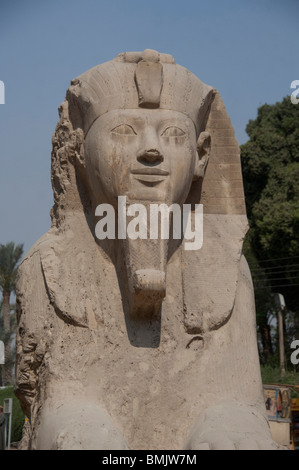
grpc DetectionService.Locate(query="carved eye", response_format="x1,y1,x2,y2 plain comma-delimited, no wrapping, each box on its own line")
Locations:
161,126,185,137
111,124,137,135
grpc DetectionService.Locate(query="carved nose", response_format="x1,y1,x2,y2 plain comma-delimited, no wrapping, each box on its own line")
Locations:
137,150,164,165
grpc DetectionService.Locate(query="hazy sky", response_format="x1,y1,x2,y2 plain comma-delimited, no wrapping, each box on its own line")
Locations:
0,0,298,254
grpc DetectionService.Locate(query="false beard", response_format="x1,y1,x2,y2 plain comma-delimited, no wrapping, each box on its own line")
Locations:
120,200,169,319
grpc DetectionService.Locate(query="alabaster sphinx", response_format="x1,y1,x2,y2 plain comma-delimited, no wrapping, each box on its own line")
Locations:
15,50,277,450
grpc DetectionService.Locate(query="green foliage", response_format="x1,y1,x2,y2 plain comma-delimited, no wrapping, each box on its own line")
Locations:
0,242,24,385
241,96,299,370
0,242,24,294
0,303,16,340
241,96,299,312
252,164,299,258
261,366,299,398
0,386,25,443
261,365,299,385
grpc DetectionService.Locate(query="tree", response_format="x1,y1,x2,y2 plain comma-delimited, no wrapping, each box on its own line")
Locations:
0,242,24,385
241,96,299,364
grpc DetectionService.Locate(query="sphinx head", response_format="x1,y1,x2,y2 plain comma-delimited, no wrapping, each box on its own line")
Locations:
67,49,213,209
52,50,215,318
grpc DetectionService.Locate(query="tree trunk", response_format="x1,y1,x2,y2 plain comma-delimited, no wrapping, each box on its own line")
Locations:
2,290,12,385
261,324,273,364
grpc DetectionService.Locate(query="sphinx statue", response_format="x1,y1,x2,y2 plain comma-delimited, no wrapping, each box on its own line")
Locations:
15,49,277,450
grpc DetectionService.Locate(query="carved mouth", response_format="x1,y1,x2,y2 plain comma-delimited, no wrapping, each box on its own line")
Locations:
131,168,169,176
131,167,169,184
133,175,167,184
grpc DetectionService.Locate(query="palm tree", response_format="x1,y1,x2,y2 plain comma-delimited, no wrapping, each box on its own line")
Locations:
0,242,23,385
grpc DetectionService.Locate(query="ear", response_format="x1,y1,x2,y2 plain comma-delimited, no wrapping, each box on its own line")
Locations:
193,131,211,181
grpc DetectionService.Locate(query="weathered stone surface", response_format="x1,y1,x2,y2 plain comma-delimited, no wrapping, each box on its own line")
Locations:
15,50,276,450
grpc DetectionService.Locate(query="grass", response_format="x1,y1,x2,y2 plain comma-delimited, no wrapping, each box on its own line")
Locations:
0,386,25,443
261,365,299,398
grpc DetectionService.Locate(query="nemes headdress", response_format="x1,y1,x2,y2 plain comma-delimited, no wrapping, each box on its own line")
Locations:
66,49,214,136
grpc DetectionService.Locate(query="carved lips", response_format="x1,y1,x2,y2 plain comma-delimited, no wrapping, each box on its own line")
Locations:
131,167,169,184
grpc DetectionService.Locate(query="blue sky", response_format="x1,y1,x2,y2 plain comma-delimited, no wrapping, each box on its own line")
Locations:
0,0,298,253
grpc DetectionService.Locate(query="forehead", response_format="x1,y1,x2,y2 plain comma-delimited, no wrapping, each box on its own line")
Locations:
89,109,195,133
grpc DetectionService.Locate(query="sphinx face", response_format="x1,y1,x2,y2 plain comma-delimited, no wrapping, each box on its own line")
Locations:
84,108,197,207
